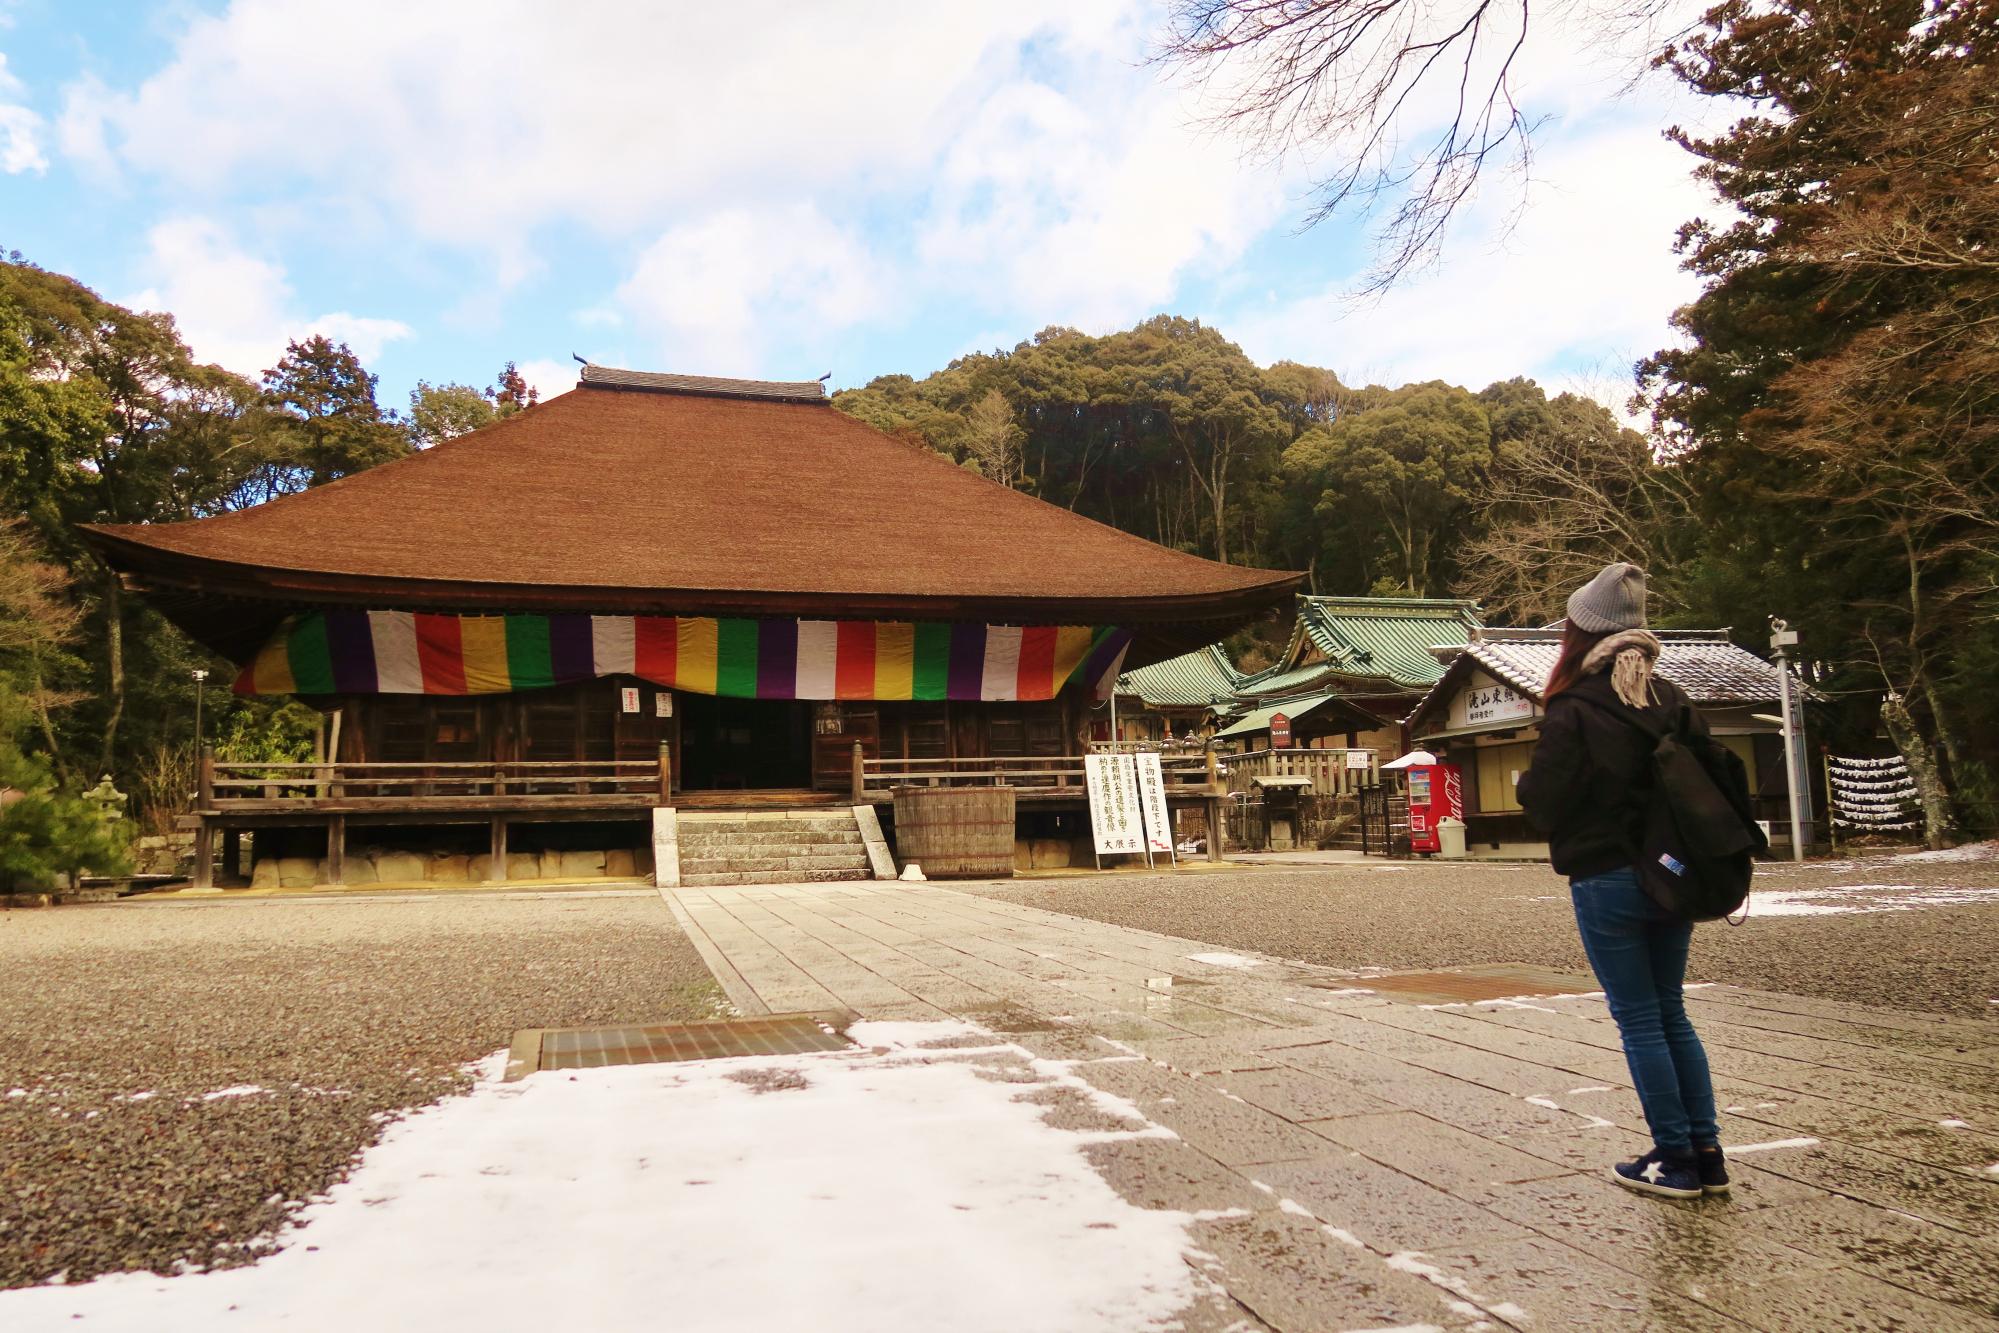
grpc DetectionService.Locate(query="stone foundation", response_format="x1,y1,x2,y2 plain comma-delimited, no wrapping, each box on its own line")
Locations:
247,845,655,889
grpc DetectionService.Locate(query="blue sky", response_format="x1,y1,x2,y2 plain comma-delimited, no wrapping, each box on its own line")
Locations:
0,0,1716,415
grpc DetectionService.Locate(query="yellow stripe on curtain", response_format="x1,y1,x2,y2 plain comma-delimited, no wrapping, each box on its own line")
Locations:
676,617,719,695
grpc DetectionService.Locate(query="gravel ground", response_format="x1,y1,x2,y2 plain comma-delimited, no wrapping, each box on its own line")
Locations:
972,848,1999,1020
0,890,723,1291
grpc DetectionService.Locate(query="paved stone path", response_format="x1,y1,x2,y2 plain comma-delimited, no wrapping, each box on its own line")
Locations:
664,880,1999,1332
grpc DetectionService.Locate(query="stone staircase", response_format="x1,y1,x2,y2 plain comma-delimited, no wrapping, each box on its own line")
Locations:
670,810,878,887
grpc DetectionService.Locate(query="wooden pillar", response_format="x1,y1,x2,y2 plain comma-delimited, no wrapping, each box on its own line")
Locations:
489,816,508,882
851,740,866,804
326,815,346,886
222,828,242,884
658,741,673,804
1206,797,1225,863
192,820,214,890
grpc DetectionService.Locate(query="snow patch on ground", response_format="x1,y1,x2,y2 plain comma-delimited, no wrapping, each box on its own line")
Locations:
1897,840,1997,864
198,1085,267,1101
0,1024,1209,1332
1748,883,1999,916
1729,1137,1820,1154
1185,951,1259,970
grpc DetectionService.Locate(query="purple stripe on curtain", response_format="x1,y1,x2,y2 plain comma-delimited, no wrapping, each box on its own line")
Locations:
756,618,798,699
548,614,596,684
946,623,987,700
324,609,379,694
1079,629,1134,698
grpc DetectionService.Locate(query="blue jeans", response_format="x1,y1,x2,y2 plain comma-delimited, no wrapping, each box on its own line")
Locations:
1570,867,1719,1155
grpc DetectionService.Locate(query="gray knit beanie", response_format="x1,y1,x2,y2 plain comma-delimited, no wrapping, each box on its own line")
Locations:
1566,562,1648,633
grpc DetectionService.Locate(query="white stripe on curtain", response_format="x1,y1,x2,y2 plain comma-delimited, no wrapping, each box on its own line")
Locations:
367,611,423,693
591,616,636,676
794,620,839,700
981,625,1024,701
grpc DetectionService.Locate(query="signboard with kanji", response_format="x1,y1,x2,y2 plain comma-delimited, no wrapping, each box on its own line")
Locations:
1084,753,1145,856
1134,752,1174,856
1270,712,1292,748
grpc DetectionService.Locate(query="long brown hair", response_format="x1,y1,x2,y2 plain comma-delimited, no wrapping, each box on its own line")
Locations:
1544,619,1610,700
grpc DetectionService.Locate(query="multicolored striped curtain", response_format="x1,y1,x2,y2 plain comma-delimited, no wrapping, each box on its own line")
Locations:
236,612,1134,703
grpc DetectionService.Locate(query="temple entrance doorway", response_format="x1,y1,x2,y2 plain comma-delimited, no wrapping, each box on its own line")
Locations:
675,695,813,791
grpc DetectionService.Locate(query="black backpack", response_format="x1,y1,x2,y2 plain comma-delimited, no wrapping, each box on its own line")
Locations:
1576,695,1768,922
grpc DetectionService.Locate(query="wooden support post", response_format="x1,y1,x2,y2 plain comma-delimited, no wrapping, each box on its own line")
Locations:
1205,746,1222,795
489,816,507,882
326,815,346,886
222,828,242,884
192,819,214,890
1206,797,1225,863
197,745,215,810
851,740,866,804
658,742,673,804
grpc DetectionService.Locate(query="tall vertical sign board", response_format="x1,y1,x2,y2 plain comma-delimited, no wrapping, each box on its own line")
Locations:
1134,752,1176,863
1084,753,1146,862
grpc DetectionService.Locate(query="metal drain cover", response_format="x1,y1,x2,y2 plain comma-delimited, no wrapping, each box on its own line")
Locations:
505,1012,855,1080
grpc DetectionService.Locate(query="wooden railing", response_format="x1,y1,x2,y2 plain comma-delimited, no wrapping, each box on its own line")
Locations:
853,747,1223,802
1223,747,1379,797
198,746,671,811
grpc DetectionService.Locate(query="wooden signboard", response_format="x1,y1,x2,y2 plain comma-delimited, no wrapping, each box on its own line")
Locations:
1270,712,1292,749
1084,753,1146,862
1134,752,1176,862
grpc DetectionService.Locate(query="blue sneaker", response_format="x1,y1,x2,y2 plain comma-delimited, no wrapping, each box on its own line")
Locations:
1695,1145,1730,1195
1613,1149,1702,1199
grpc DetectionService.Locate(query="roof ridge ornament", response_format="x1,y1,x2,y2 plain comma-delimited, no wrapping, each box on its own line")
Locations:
578,364,830,404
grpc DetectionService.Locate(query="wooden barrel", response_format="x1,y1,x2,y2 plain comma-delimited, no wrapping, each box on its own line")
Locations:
892,786,1016,879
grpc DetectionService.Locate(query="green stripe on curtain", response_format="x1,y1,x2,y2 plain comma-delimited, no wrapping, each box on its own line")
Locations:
286,612,336,694
715,618,760,697
912,621,951,701
504,615,554,690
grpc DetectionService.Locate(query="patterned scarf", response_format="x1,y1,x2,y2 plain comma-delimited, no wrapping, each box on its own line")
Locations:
1580,629,1662,709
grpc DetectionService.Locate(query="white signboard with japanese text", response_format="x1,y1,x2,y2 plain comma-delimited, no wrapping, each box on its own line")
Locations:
1134,752,1174,857
1345,749,1373,771
620,686,641,714
1448,671,1536,730
1084,753,1146,857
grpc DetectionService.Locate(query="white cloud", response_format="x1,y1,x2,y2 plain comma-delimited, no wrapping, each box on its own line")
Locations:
614,205,884,373
127,217,411,376
60,1,1092,252
512,357,579,404
0,52,45,173
1223,107,1714,401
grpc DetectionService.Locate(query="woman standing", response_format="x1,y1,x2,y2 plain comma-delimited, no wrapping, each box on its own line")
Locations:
1516,562,1728,1200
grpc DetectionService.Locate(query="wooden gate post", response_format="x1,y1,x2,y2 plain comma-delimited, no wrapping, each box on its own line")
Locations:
326,814,346,886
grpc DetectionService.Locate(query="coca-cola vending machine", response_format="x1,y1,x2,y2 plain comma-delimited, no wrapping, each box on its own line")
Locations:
1404,761,1464,855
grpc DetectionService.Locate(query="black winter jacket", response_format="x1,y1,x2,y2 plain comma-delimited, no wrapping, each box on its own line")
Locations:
1515,671,1708,879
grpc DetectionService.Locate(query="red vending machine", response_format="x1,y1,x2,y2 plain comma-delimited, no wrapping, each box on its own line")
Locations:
1403,761,1464,855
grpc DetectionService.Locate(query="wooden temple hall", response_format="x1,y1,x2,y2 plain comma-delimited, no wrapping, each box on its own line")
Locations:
87,366,1300,889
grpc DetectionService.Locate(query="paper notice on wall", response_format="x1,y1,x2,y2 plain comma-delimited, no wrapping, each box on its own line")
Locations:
1134,753,1173,855
1084,753,1145,856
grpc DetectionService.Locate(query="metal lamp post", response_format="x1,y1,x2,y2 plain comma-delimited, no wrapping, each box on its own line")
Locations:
192,668,209,753
1768,619,1805,862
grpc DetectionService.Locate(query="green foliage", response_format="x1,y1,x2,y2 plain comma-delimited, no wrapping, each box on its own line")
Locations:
407,381,497,449
261,335,410,489
1282,383,1490,595
1641,0,1998,834
0,734,131,889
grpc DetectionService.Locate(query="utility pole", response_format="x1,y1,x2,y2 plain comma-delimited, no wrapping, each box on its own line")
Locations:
1769,619,1805,862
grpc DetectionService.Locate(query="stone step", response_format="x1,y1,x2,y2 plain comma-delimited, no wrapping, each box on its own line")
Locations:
679,814,858,831
677,830,864,851
680,851,871,875
680,867,872,887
